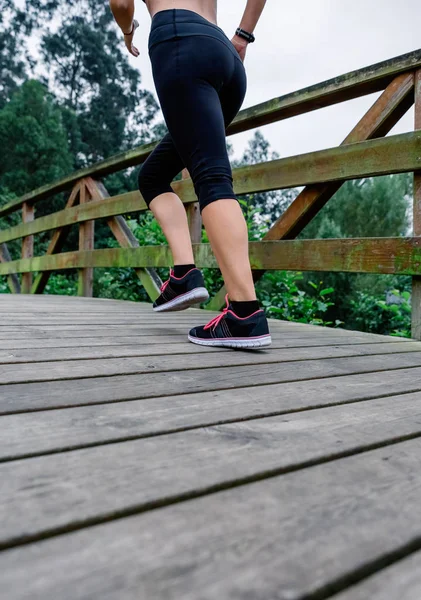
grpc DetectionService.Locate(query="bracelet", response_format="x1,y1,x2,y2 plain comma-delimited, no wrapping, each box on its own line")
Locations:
235,27,255,43
123,21,135,36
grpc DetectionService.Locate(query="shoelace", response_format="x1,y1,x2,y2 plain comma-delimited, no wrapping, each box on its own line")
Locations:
204,294,230,331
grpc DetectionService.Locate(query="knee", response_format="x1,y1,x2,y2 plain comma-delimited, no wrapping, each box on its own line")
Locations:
193,168,238,213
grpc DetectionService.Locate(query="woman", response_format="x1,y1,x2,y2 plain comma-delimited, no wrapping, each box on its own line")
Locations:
110,0,271,349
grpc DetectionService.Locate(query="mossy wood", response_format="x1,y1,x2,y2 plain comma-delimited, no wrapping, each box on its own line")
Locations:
1,238,421,277
1,131,421,245
1,50,421,219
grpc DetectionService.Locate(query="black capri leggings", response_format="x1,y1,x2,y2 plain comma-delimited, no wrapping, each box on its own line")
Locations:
138,9,247,213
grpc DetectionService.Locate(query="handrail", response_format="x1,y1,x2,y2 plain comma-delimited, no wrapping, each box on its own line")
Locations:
1,50,421,338
1,49,421,219
1,238,420,277
1,131,420,245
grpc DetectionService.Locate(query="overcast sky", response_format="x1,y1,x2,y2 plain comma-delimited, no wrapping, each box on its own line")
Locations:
130,0,421,160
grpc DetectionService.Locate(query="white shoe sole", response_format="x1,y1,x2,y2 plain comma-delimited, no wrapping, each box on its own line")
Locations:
153,288,209,312
188,334,272,349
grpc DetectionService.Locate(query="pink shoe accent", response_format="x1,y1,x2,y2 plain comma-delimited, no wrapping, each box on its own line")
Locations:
160,268,199,293
203,294,262,330
170,267,198,281
204,295,263,331
204,295,230,331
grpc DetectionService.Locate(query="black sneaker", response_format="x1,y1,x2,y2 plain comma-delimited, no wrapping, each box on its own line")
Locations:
153,268,209,312
188,295,271,348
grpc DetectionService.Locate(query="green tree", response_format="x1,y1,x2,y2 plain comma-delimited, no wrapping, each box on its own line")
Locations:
24,0,159,166
234,131,296,232
0,0,29,108
0,80,73,197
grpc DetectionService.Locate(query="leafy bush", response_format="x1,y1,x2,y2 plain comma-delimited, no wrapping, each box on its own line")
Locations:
0,277,10,293
44,273,77,296
347,289,411,337
256,271,337,326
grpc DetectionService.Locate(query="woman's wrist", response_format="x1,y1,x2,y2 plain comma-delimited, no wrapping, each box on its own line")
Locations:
122,23,134,35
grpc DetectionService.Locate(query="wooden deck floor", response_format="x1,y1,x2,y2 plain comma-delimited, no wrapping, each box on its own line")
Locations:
1,294,421,599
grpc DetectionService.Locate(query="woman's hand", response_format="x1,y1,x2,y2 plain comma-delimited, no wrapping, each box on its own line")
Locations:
231,34,248,62
124,19,139,57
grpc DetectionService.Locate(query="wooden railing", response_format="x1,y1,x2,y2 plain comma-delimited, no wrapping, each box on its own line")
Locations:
1,50,421,338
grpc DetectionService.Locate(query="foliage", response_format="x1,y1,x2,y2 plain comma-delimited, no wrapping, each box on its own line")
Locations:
256,271,336,326
44,273,77,296
234,131,296,226
347,289,411,338
23,0,159,165
0,80,73,197
0,276,10,293
0,0,28,109
302,175,411,239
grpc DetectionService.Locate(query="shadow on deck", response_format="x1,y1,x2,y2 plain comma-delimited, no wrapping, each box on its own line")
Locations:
1,294,421,599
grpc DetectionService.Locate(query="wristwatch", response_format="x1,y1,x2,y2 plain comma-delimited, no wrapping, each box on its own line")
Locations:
235,27,255,43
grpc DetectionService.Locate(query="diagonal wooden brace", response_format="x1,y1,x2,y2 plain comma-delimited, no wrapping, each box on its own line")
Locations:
32,183,81,294
84,178,162,301
208,72,415,310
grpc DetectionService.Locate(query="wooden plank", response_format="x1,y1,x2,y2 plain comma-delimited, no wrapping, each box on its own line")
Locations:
2,129,421,246
0,243,20,293
32,184,80,295
2,375,421,461
0,334,404,351
1,354,421,414
86,178,162,302
332,551,421,600
1,341,418,365
2,343,421,384
2,395,421,549
209,72,415,309
2,440,420,599
20,202,34,294
77,182,94,297
1,50,421,219
1,237,421,277
412,70,421,340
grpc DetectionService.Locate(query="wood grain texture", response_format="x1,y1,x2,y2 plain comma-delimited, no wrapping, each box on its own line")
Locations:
86,179,162,302
21,202,34,294
1,354,421,414
77,182,94,297
2,130,421,247
2,394,421,547
0,243,20,293
2,377,421,461
332,551,421,600
412,69,421,340
32,184,80,295
208,74,414,309
0,341,418,365
1,440,421,599
2,237,421,277
2,342,421,384
1,50,420,219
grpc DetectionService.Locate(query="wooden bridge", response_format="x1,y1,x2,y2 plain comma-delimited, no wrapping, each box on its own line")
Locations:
2,51,421,598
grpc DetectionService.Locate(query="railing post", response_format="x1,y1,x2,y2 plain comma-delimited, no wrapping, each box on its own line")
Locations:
0,243,21,293
412,70,421,340
183,169,202,244
21,202,34,294
78,180,94,297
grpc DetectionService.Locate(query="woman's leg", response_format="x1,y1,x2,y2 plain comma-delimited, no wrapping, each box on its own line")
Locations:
138,133,194,266
202,199,256,301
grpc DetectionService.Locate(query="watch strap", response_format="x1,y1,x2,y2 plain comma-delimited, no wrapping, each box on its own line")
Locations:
235,27,255,43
